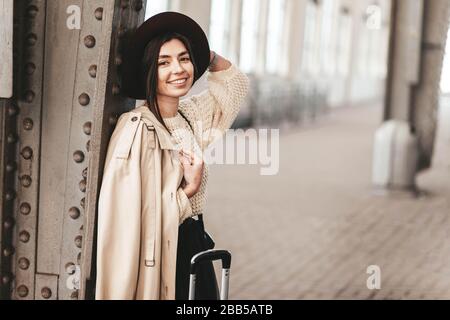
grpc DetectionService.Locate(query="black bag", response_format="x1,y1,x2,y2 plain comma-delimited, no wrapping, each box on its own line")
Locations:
175,215,219,300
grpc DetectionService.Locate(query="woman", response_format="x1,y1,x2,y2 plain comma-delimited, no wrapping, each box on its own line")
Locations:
95,12,249,300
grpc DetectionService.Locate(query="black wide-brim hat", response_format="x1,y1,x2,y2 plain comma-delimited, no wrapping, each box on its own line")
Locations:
120,11,210,100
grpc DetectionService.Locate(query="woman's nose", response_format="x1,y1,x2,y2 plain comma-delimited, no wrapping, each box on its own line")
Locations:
171,60,185,73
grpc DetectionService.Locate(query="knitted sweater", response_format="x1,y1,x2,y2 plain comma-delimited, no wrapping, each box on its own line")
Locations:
163,63,250,220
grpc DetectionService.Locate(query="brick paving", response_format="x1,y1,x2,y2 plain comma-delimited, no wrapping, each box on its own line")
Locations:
204,101,450,299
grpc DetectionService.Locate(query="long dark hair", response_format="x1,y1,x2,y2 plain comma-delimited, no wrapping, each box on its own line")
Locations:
141,32,199,131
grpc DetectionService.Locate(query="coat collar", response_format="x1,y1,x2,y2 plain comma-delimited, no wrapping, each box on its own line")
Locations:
133,105,179,151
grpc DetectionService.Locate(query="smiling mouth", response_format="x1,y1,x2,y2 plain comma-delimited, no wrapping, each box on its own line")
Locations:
168,78,188,85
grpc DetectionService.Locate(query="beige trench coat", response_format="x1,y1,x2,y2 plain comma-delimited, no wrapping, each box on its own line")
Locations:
95,106,192,300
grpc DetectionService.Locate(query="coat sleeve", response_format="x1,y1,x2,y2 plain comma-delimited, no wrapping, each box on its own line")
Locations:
176,187,193,223
95,113,143,300
178,63,250,151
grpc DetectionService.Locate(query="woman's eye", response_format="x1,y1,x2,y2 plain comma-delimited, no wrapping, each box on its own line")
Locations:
158,61,168,66
181,57,190,62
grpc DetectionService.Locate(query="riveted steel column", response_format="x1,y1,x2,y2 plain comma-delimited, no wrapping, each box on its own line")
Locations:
80,0,146,300
36,0,86,301
13,0,46,301
0,98,18,301
0,99,6,299
0,0,46,300
2,0,146,300
55,0,109,301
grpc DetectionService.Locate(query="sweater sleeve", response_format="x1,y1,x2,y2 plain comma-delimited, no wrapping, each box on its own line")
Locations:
176,187,193,224
178,63,250,151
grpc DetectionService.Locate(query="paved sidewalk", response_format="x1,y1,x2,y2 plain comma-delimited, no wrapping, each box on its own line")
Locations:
205,102,450,299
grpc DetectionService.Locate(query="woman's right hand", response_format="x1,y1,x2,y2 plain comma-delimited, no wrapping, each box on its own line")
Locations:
179,149,204,198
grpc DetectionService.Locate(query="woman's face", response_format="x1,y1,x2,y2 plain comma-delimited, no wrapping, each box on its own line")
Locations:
157,38,194,99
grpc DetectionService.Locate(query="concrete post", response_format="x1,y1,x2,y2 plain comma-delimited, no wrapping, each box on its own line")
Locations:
410,0,450,170
384,0,450,171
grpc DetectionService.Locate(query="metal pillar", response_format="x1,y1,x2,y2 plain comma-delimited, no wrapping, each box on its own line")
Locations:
410,0,450,170
0,0,146,300
384,0,450,171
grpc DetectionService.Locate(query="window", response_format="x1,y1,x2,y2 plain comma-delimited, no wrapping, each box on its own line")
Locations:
320,0,337,75
441,27,450,93
301,0,320,75
363,4,384,77
145,0,170,19
209,0,231,57
377,25,389,78
239,0,260,73
336,9,352,77
366,4,382,30
265,0,288,74
357,26,370,75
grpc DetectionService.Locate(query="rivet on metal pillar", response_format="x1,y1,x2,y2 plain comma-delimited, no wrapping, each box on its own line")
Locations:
19,203,31,215
3,217,15,230
17,285,29,298
5,161,17,173
121,0,130,9
94,8,103,21
5,190,16,201
24,90,35,103
3,217,15,229
20,147,33,160
78,93,91,106
84,35,96,48
133,0,143,11
83,122,92,135
88,65,97,78
7,104,19,117
73,151,85,163
69,207,81,220
26,33,37,46
18,258,30,270
3,246,15,257
20,175,32,188
112,84,120,95
23,118,34,131
26,5,38,19
41,287,52,299
79,179,86,193
25,62,36,75
19,231,30,243
74,236,82,249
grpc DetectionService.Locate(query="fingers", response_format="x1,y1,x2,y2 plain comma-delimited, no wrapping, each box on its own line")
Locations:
181,149,195,161
179,149,194,164
179,154,191,166
179,149,204,168
179,157,189,167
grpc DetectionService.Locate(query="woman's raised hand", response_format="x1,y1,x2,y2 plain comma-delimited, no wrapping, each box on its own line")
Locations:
179,149,204,198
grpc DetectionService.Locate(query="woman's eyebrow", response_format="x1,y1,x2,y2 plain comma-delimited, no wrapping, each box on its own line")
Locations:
159,51,189,59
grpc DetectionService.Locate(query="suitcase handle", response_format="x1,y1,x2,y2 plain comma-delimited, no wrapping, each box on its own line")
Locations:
190,249,231,274
189,249,232,300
